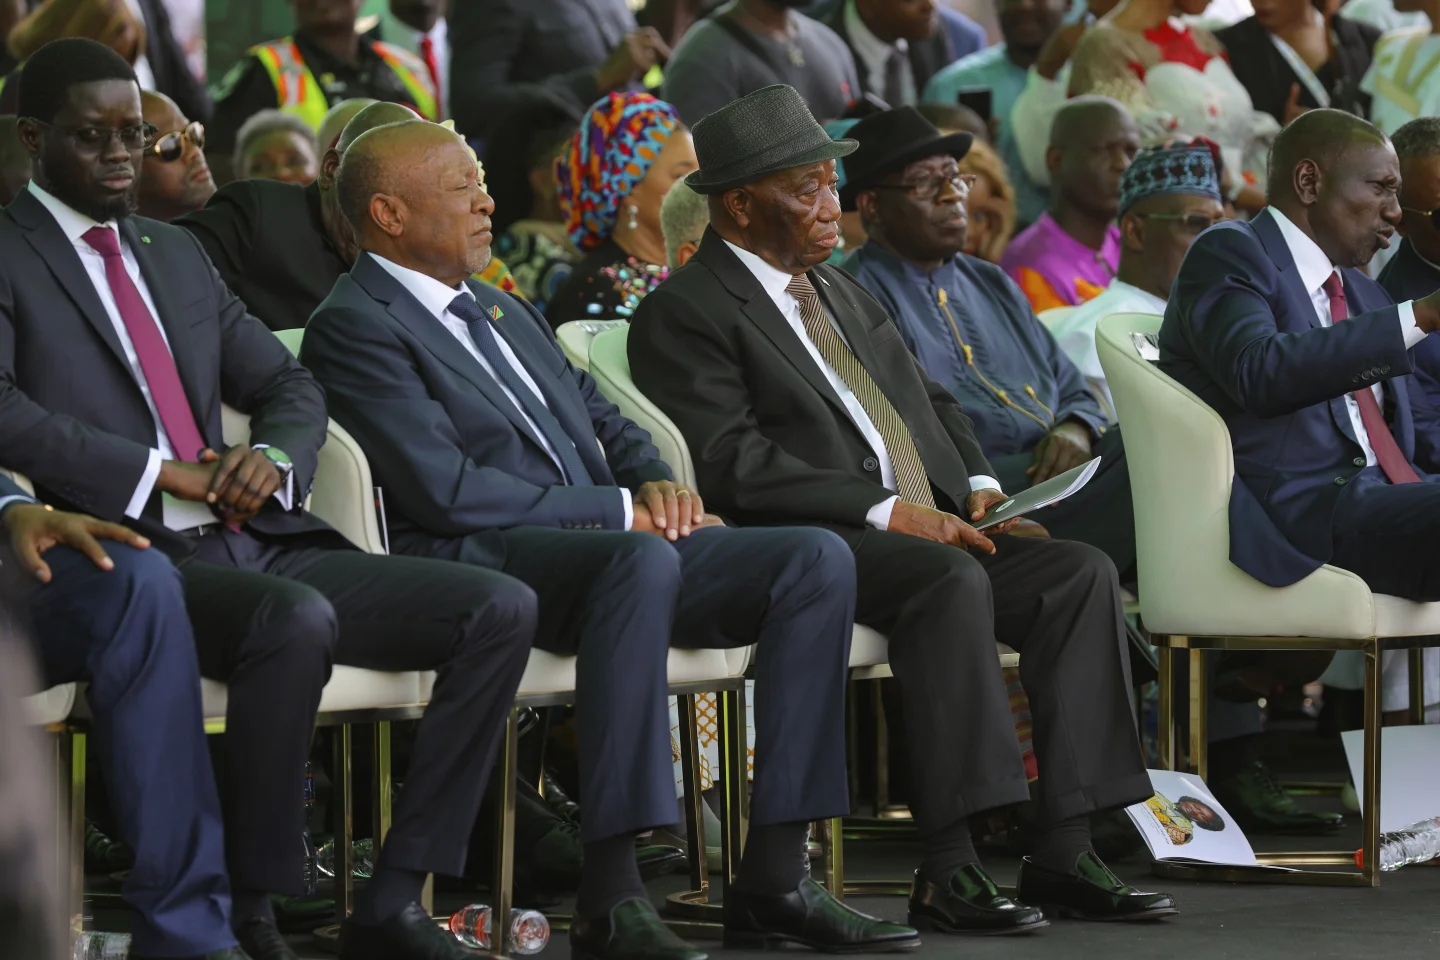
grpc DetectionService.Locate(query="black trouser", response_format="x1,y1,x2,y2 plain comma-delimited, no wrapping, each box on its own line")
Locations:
1331,468,1440,600
416,524,855,843
184,527,535,891
841,529,1151,834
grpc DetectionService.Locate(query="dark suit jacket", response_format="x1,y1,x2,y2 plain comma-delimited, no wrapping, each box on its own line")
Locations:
301,253,672,568
448,0,636,140
812,0,958,103
627,228,993,532
135,0,213,123
1215,15,1380,123
0,189,341,559
1379,238,1440,473
1159,210,1420,587
177,180,346,332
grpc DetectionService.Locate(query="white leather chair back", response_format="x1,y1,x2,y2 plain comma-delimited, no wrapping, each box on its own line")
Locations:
556,319,628,372
1096,312,1386,639
588,326,698,489
1037,306,1075,331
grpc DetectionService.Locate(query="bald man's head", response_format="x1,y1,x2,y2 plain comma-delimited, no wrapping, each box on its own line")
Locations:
317,98,377,153
338,120,495,285
318,101,419,195
1268,108,1402,268
0,117,30,206
1046,96,1139,222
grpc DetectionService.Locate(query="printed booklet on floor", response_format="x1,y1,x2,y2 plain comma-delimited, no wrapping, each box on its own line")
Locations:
1126,770,1272,867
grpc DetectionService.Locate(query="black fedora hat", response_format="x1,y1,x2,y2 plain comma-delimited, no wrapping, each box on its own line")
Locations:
686,84,858,195
839,106,974,211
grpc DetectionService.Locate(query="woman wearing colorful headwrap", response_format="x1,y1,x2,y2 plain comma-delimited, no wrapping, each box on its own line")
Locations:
544,91,697,330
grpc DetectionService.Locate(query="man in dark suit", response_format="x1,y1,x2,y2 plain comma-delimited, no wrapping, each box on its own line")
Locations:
3,40,537,960
812,0,973,108
133,0,212,124
303,117,919,959
629,84,1173,935
0,475,245,960
1161,109,1440,598
177,100,414,331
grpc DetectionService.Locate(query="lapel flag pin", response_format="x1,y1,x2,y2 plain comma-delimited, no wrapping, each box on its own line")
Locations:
141,236,152,244
490,305,504,321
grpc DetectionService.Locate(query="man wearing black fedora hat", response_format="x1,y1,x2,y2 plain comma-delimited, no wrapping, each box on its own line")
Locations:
630,84,1178,934
840,106,1135,578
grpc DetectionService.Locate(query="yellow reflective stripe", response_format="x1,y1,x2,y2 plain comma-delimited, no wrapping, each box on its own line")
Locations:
247,38,329,130
371,41,438,120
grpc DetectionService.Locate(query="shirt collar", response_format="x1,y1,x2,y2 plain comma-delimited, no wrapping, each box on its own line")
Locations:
368,252,472,320
1266,206,1336,295
723,239,802,305
26,181,116,245
844,0,906,73
1106,278,1168,313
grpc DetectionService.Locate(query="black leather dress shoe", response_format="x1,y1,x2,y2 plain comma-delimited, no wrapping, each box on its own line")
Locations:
1017,853,1178,922
337,902,472,960
908,864,1049,935
1211,760,1344,835
234,918,300,960
571,897,708,960
637,842,688,879
724,876,920,953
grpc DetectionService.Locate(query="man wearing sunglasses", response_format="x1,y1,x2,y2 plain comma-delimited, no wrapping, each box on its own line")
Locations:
843,106,1136,580
137,91,214,222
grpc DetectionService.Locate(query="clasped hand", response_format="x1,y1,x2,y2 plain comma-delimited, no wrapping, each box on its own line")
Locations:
887,487,1027,554
631,480,722,541
159,446,283,524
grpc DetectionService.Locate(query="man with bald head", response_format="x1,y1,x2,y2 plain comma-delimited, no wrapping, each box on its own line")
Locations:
137,92,215,222
0,116,29,205
630,84,1174,934
1162,109,1440,598
303,118,915,959
1001,97,1139,312
177,100,414,330
317,97,379,153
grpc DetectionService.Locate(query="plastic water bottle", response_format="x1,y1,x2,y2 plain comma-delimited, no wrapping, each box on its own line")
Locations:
1355,817,1440,871
316,837,375,879
301,760,318,895
73,932,130,959
448,904,550,955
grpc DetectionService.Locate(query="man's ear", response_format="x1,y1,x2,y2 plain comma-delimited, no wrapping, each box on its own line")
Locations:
1045,143,1062,176
1120,211,1145,252
1294,158,1322,206
15,118,42,160
369,192,406,238
855,190,879,235
319,148,341,190
721,187,752,229
677,240,699,266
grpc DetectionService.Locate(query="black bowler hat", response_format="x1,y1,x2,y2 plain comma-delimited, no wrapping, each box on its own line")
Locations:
685,84,858,195
839,106,974,211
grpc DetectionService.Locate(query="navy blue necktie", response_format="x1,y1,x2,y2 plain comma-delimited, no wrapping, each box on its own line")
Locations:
448,294,593,486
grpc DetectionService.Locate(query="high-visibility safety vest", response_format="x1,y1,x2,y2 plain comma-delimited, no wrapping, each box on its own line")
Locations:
248,38,438,131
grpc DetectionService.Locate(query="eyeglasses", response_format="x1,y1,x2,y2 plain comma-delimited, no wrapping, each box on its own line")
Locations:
1135,212,1227,234
23,119,157,153
872,172,977,203
148,121,205,163
1404,205,1440,228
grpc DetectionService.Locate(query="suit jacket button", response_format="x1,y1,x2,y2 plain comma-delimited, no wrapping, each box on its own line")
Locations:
862,457,879,472
1382,365,1391,374
1335,477,1348,485
1353,457,1366,467
1352,375,1362,383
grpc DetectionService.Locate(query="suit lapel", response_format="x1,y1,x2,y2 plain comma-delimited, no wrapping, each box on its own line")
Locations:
698,232,856,424
1253,210,1321,330
811,266,885,383
9,191,131,372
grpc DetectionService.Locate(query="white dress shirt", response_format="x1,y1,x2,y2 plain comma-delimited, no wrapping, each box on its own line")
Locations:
27,183,293,530
1267,206,1425,467
845,0,914,106
369,254,632,529
723,241,999,530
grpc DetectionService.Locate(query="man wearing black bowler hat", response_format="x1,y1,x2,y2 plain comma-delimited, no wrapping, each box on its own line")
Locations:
629,83,1178,934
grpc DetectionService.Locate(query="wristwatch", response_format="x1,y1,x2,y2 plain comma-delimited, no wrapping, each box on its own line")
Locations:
261,446,293,479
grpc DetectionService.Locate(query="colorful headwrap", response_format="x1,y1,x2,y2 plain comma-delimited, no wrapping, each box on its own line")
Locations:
1118,143,1221,215
556,92,682,252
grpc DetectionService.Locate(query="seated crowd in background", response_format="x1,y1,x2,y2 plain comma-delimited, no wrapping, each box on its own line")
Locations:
4,0,1440,957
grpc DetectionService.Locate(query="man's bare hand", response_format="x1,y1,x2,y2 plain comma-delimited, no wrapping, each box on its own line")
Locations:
634,481,705,541
157,453,221,503
966,487,1024,536
4,503,150,583
596,28,671,90
1028,421,1093,485
889,501,995,554
208,446,282,521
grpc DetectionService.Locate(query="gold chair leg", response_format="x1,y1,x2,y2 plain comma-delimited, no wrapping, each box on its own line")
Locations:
334,725,354,920
491,708,520,957
60,729,85,941
820,817,844,902
719,686,749,887
372,721,392,846
1189,648,1208,782
1361,639,1383,887
874,686,890,814
1409,647,1427,725
1156,640,1175,770
678,694,709,897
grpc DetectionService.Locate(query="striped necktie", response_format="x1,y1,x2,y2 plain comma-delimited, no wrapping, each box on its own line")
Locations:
786,274,935,508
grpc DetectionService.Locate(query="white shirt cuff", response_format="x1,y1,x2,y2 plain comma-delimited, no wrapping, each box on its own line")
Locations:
865,495,899,531
621,489,634,531
0,494,37,517
128,449,163,519
1399,301,1424,348
969,476,1002,493
251,445,295,510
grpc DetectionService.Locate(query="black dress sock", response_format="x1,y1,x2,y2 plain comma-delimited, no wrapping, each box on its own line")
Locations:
1029,815,1095,874
577,834,646,919
736,821,811,895
230,888,275,926
917,816,979,885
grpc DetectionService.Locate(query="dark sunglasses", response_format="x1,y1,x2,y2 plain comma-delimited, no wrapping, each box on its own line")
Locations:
23,118,157,152
1136,212,1227,234
1405,205,1440,229
148,121,205,162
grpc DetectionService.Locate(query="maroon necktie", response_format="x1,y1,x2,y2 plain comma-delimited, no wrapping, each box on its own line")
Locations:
1324,272,1420,484
419,35,443,120
83,226,208,464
